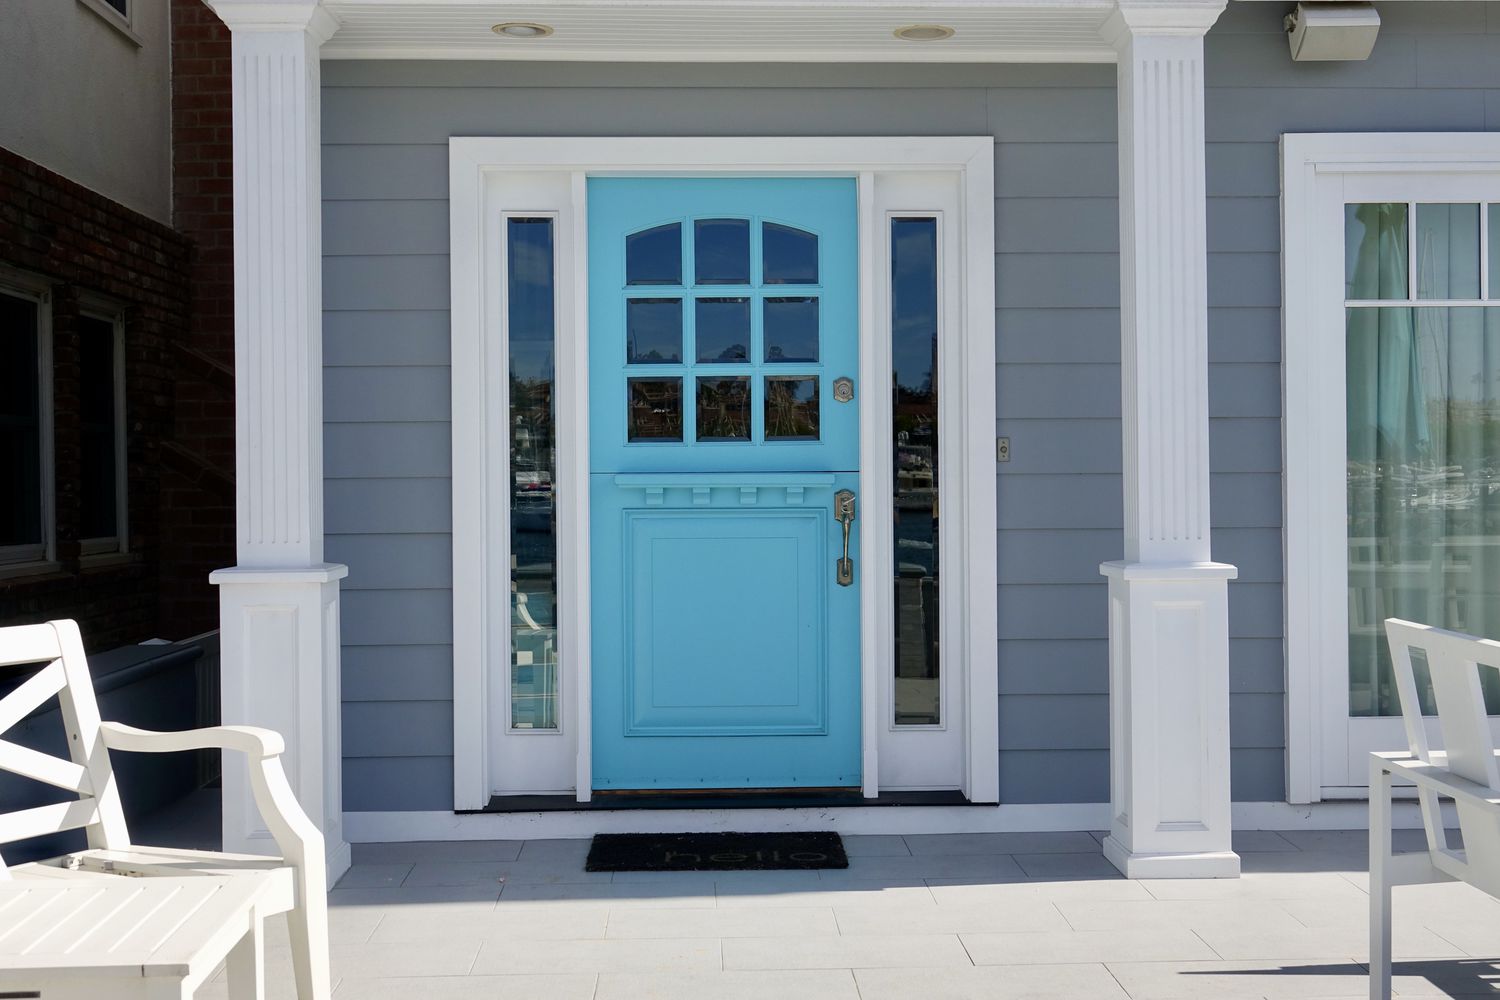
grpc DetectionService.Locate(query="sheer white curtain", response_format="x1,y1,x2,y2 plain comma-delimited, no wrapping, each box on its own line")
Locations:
1346,203,1500,716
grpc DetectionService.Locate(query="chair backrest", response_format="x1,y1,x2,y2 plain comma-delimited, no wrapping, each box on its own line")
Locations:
1384,618,1500,893
0,620,129,871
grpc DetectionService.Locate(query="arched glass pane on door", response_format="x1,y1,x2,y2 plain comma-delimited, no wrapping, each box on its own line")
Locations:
763,222,819,285
626,223,682,286
694,218,750,285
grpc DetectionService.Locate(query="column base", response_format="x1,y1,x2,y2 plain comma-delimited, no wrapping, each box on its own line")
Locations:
1103,835,1240,879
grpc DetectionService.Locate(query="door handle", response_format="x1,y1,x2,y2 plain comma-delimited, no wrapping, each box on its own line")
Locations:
834,489,856,587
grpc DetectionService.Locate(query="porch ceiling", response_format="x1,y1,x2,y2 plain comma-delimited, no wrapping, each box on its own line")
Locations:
319,1,1121,62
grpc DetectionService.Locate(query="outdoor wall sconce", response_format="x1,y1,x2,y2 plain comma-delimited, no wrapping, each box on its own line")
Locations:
1285,2,1380,61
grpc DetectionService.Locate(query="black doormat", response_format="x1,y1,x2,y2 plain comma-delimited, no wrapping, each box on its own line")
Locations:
585,831,848,872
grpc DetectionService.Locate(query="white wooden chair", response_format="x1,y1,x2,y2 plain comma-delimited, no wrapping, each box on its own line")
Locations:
1370,618,1500,1000
0,619,330,999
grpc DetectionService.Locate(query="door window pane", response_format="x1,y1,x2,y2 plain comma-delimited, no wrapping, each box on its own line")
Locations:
626,223,681,286
1346,307,1500,717
1345,204,1408,300
764,376,818,441
628,378,683,441
0,293,42,555
763,297,819,363
762,222,818,285
694,219,750,285
696,377,751,441
1415,203,1480,300
627,298,682,364
508,219,560,731
695,298,750,363
79,315,118,542
891,217,940,726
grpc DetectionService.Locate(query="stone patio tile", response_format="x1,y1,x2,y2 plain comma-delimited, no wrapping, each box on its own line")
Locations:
837,852,1027,881
1103,958,1369,998
369,907,610,943
517,838,593,862
497,882,717,909
1140,872,1368,901
335,864,414,889
1238,850,1368,874
352,840,523,864
1193,920,1466,962
833,900,1069,936
1054,898,1308,933
854,963,1130,1000
710,870,826,891
716,882,937,909
607,869,720,890
606,906,839,939
723,932,972,970
904,832,1100,856
471,937,721,975
926,876,1155,905
1389,959,1500,996
1276,830,1370,854
331,974,598,1000
595,970,860,1000
327,940,483,979
1013,852,1123,880
406,859,611,887
259,907,383,947
962,926,1219,966
326,885,501,920
1232,830,1300,853
840,835,911,857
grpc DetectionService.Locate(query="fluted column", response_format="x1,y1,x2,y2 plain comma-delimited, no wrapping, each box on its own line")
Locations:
204,0,349,886
1100,0,1240,879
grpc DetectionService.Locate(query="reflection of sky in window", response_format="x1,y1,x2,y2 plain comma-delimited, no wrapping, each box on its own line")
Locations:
627,223,682,285
508,219,554,383
763,223,818,284
695,219,750,285
892,219,937,394
764,298,818,363
627,299,683,363
696,298,750,362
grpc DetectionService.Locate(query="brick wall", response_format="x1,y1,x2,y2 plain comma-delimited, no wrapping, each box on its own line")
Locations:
162,0,236,636
0,148,189,650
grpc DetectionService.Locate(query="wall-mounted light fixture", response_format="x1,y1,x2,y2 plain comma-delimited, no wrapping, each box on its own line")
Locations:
1285,2,1380,61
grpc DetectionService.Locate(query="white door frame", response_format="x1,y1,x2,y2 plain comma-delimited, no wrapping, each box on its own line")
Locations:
450,137,997,809
1282,131,1500,803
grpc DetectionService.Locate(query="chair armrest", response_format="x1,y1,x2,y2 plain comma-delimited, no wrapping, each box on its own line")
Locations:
99,722,286,759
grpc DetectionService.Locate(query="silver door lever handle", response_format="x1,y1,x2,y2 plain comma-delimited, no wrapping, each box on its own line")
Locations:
834,490,856,586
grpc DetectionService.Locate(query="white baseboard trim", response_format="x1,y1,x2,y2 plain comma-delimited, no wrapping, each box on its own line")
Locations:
326,838,352,889
343,799,1447,843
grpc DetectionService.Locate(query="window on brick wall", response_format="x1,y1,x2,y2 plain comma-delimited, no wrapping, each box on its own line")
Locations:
78,307,125,555
0,279,52,567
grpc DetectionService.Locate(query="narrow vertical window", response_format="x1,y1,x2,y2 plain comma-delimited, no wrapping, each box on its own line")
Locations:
891,217,940,726
507,218,559,731
79,313,122,550
0,291,44,564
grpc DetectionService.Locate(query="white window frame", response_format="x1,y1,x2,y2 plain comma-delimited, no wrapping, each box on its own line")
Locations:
76,0,144,47
1282,132,1500,803
0,268,56,574
77,297,128,559
450,137,997,809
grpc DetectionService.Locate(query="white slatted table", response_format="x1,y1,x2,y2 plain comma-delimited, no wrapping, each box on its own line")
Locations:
0,875,277,1000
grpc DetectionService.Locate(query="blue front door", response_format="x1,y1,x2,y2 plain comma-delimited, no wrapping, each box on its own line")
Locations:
589,177,861,791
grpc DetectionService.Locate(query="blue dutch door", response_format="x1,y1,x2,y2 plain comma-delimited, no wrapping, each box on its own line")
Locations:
588,177,861,791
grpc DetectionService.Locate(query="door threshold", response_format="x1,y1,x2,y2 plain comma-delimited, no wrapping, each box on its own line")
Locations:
468,789,972,814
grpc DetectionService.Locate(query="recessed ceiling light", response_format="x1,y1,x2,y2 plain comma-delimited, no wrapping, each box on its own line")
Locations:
894,24,955,41
492,22,554,38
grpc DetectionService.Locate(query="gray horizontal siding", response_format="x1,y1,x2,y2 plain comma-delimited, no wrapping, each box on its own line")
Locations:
322,1,1500,812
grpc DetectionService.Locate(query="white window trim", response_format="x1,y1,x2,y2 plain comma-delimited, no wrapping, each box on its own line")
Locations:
78,296,129,558
76,0,144,47
1282,132,1500,804
0,267,56,572
450,136,997,810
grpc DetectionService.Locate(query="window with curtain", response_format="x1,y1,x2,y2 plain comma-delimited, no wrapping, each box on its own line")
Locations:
1346,202,1500,716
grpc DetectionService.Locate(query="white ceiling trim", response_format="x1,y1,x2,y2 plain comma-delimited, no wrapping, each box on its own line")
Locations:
319,1,1124,62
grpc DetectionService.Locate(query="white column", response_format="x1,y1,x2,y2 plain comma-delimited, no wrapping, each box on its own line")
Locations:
1099,0,1240,879
203,0,349,886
